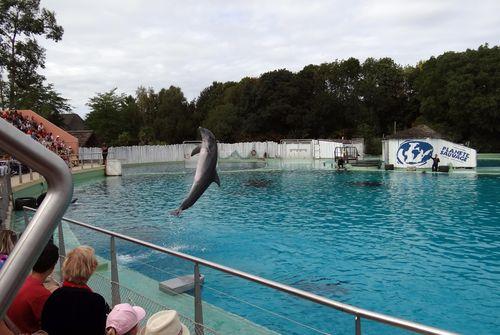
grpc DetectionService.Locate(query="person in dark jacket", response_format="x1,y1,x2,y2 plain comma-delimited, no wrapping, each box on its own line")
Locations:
41,246,109,335
102,143,108,165
431,154,440,172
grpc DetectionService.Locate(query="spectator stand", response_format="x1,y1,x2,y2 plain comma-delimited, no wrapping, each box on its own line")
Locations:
1,109,77,168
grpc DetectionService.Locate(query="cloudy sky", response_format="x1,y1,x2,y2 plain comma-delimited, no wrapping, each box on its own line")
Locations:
39,0,500,117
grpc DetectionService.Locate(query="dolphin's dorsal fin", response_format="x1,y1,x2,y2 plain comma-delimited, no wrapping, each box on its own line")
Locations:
213,172,221,187
191,145,201,156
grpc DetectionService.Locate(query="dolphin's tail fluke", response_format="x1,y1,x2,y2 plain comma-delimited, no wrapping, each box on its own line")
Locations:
170,208,183,217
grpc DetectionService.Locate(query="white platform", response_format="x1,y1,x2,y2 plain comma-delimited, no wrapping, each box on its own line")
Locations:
159,274,205,295
105,159,122,176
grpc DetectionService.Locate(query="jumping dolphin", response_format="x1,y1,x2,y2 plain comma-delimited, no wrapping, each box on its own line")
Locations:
170,127,220,216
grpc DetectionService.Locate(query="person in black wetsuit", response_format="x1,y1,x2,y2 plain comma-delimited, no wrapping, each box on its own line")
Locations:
101,143,108,165
431,154,440,172
337,157,345,170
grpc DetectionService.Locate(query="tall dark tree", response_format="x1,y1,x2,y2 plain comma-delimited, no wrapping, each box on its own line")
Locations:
156,86,192,143
0,0,65,113
414,45,500,151
86,89,126,145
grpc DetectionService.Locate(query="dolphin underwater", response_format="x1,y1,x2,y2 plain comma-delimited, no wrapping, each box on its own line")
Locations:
170,127,220,216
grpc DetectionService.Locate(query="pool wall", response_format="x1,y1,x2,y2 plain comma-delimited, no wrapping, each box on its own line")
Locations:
12,166,104,198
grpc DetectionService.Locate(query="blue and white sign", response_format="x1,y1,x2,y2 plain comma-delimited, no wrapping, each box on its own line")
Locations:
396,140,434,166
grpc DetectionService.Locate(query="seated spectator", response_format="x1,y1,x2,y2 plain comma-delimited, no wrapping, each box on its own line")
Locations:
6,242,59,333
0,110,74,165
41,246,109,335
106,303,146,335
140,310,190,335
0,230,17,269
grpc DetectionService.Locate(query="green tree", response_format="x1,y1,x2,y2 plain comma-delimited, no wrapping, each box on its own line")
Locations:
0,0,64,111
414,45,500,151
203,103,239,142
86,89,126,145
119,95,142,144
359,57,407,136
156,86,192,143
16,81,70,125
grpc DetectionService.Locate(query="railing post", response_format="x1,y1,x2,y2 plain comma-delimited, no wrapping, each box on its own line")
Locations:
18,162,22,184
355,315,361,335
23,209,29,229
110,236,121,307
57,222,66,279
90,153,94,168
194,262,204,335
29,168,33,181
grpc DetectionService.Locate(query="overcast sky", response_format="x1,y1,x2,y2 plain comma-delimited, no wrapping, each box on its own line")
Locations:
39,0,500,117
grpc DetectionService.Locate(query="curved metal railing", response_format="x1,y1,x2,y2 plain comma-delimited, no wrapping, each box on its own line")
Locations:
0,119,74,318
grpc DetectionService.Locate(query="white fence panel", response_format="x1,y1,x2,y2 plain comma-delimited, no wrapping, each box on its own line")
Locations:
79,147,102,163
280,140,313,159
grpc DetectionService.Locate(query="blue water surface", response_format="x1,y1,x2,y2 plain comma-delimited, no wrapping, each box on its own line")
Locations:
62,163,499,335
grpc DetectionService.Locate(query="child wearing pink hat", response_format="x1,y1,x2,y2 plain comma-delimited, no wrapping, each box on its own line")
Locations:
106,303,146,335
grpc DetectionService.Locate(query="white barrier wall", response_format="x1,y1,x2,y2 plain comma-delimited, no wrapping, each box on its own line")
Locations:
79,147,102,162
280,140,313,159
382,138,477,168
109,145,185,164
88,139,366,164
218,142,280,159
107,142,283,164
314,140,344,159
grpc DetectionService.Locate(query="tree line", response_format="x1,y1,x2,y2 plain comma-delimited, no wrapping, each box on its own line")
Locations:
86,45,500,153
2,2,498,152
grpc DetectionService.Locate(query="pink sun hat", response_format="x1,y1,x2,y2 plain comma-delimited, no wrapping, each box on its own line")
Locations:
106,303,146,335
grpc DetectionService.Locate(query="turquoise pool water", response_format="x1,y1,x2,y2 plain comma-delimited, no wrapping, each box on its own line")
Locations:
47,163,499,334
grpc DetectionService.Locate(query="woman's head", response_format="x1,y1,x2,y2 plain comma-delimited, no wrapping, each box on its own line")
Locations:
0,230,17,254
106,303,146,335
62,245,98,284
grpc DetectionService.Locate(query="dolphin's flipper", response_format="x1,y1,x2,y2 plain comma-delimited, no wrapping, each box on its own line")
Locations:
191,145,201,156
213,172,221,187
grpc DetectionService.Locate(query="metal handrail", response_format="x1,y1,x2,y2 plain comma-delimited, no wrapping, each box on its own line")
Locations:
24,207,458,335
0,119,73,318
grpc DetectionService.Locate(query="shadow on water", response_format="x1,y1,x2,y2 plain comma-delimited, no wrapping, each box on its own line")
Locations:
243,179,273,188
347,181,384,187
291,278,350,297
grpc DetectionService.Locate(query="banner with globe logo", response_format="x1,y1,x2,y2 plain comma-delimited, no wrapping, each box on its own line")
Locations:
396,140,434,166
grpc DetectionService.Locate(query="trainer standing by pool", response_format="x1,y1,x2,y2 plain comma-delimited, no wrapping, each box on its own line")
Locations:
431,154,440,172
102,143,108,165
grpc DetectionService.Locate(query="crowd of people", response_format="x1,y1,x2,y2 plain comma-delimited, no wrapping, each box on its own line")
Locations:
1,110,74,166
0,230,191,335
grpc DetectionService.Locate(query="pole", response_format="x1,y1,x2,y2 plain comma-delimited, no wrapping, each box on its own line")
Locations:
110,236,121,307
194,263,204,335
57,222,66,279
